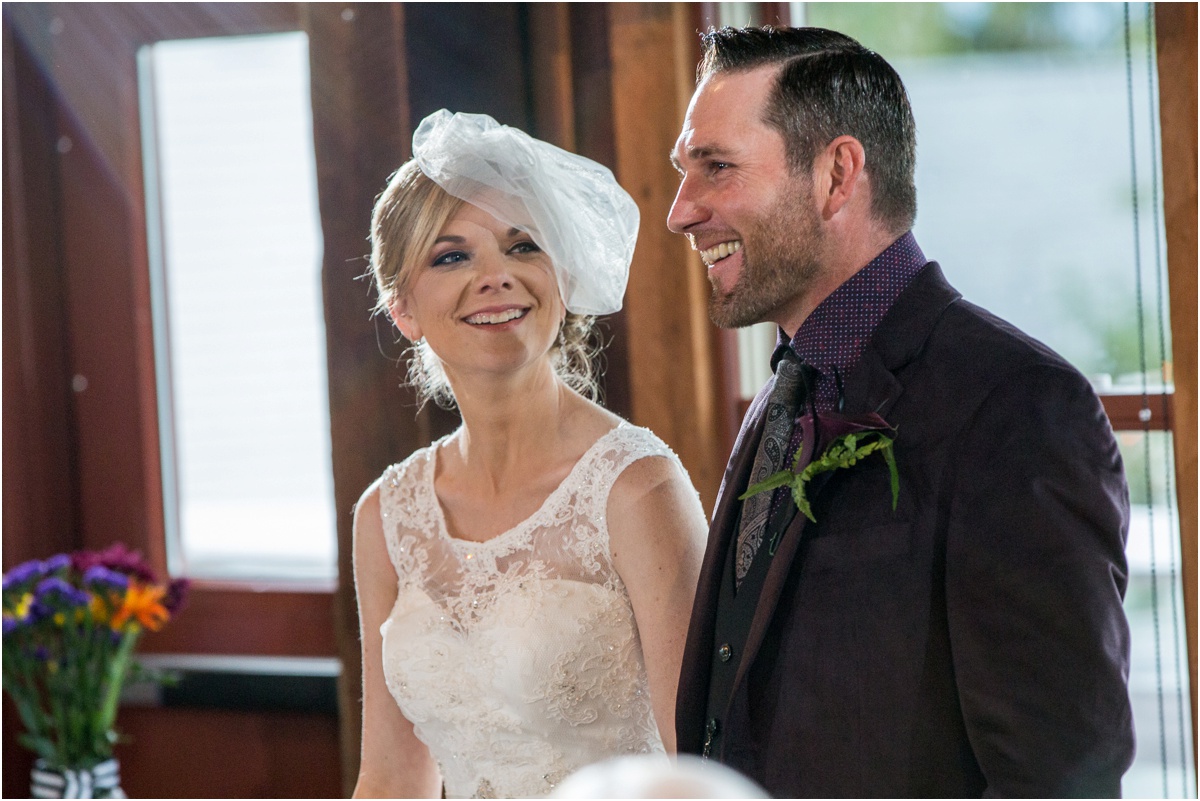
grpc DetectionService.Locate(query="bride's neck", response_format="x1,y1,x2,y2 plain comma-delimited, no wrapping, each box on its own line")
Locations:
447,364,581,484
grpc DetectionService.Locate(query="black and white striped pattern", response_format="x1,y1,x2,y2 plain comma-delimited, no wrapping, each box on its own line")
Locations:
31,758,123,799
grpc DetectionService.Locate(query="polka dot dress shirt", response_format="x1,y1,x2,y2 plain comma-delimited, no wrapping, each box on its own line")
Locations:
771,231,928,413
765,231,928,516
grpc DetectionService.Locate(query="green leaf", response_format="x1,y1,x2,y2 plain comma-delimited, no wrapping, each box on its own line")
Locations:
791,481,816,523
19,732,58,762
882,436,900,510
739,469,795,500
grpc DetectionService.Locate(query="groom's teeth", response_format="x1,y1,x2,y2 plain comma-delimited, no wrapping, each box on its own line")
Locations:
465,308,527,325
700,240,742,266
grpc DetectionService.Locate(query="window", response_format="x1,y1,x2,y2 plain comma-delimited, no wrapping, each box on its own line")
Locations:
139,32,335,585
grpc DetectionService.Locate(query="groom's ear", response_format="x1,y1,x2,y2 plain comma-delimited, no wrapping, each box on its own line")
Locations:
389,297,421,342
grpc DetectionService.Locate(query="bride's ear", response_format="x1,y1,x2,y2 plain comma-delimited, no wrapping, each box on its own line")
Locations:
389,297,422,342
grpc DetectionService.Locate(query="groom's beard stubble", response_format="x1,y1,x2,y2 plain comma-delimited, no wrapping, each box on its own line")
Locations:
708,187,825,330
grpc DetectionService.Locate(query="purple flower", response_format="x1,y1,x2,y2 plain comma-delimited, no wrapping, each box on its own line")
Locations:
81,566,129,591
42,554,71,573
2,616,17,635
3,558,56,591
34,577,90,608
3,554,71,593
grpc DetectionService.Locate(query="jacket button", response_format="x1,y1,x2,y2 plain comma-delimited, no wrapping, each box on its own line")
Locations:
718,643,732,662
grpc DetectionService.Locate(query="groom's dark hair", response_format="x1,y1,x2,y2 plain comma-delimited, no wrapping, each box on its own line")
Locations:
699,26,917,234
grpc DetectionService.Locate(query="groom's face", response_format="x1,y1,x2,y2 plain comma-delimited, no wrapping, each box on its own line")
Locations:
668,66,827,330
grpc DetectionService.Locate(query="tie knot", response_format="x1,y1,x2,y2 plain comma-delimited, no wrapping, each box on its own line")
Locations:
773,353,817,397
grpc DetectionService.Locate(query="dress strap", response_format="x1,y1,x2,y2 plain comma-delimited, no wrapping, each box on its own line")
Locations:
377,447,441,580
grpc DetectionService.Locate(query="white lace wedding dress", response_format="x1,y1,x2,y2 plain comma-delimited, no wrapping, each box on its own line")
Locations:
377,423,679,798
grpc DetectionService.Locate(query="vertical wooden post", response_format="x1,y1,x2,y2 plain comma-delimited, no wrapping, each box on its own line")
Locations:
607,3,732,513
1154,2,1197,781
305,5,417,794
528,3,576,152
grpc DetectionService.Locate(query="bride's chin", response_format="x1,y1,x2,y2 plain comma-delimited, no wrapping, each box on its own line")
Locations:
442,351,558,390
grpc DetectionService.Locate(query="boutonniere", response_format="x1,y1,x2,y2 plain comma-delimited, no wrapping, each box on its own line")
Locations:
739,410,900,523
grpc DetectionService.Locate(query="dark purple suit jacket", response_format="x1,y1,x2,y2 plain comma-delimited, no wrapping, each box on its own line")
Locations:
676,263,1135,797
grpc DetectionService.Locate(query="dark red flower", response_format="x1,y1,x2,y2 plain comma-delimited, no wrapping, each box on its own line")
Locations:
163,578,190,615
71,543,157,584
794,410,895,473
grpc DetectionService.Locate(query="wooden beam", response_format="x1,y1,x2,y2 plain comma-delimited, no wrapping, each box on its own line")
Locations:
1099,392,1173,432
607,3,732,514
1154,2,1197,782
304,4,416,794
2,7,81,570
528,3,576,152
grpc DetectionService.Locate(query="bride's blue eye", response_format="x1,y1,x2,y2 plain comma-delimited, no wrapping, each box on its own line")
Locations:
432,250,468,267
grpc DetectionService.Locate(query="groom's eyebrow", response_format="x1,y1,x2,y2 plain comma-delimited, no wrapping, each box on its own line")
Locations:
670,144,726,173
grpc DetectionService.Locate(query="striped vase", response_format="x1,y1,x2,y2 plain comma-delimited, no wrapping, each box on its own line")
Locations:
30,759,124,799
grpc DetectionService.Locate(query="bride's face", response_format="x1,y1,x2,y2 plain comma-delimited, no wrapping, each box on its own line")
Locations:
390,201,565,383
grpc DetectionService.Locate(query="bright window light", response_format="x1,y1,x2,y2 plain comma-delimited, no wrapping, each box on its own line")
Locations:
139,32,335,585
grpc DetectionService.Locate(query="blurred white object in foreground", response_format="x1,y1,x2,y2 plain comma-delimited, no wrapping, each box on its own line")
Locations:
551,754,768,799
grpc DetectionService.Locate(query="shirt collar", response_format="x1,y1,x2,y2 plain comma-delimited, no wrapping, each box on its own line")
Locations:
770,232,928,404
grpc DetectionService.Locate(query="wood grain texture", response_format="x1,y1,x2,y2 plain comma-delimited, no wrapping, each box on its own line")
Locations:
115,706,341,798
304,4,417,794
1154,2,1197,780
607,3,732,514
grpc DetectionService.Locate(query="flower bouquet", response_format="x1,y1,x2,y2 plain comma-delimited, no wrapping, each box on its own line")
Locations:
2,544,188,798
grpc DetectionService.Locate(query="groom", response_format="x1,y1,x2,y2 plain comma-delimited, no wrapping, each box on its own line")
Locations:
668,26,1135,797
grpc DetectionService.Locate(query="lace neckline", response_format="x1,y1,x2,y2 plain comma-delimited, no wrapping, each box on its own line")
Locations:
426,422,627,550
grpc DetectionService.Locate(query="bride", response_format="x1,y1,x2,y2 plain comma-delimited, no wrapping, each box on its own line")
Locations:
352,110,709,798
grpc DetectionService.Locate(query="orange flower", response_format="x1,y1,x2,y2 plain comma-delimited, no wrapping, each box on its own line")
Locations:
110,583,170,632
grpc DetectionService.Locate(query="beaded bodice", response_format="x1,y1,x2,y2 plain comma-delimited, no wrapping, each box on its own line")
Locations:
377,424,677,798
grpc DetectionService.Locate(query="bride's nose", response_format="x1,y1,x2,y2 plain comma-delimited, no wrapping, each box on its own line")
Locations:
473,249,516,292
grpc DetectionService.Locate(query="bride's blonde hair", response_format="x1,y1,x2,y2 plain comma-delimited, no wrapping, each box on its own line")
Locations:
370,161,601,409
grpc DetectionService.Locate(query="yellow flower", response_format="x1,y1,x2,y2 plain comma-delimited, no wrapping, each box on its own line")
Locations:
110,583,170,632
13,592,33,620
90,595,110,623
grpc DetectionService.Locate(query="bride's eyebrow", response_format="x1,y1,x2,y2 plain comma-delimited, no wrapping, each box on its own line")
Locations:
433,235,466,245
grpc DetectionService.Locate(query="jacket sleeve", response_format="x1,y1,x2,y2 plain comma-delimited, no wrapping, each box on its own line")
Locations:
945,360,1135,798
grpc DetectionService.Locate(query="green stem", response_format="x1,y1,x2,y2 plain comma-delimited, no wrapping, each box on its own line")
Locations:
98,625,139,735
3,657,49,742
